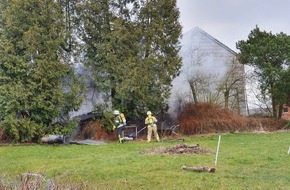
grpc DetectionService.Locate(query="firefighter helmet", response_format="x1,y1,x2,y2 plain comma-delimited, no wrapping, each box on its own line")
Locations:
113,110,120,115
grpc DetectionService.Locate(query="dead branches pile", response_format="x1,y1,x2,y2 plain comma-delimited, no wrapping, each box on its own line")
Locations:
140,143,212,155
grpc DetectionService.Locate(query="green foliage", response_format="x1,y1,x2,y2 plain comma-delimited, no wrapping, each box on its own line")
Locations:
0,0,83,142
43,119,79,136
285,121,290,129
1,115,43,142
61,72,85,117
0,0,182,141
237,26,290,117
91,103,116,131
79,0,182,119
101,111,115,131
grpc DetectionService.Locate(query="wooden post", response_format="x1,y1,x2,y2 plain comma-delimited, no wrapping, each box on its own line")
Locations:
215,135,221,166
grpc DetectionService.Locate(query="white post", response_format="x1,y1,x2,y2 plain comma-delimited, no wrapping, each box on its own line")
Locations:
288,146,290,155
215,135,221,166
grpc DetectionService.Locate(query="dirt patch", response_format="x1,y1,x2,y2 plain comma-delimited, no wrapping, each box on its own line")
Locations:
140,143,212,155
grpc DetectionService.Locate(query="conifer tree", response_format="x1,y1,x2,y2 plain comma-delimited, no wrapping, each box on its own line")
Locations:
237,26,290,117
135,0,182,115
0,0,82,141
80,0,182,118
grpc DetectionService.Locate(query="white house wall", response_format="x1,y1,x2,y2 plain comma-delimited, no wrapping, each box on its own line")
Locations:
168,27,246,118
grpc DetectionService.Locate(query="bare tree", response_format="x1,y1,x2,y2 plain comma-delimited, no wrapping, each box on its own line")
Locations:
182,45,223,105
172,44,247,116
172,45,223,109
183,45,205,104
217,57,246,114
245,66,273,116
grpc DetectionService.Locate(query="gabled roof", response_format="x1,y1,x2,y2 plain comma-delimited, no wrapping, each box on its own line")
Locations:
185,26,237,56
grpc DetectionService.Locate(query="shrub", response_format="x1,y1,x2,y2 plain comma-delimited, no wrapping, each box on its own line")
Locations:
178,102,287,135
43,119,79,136
1,115,43,143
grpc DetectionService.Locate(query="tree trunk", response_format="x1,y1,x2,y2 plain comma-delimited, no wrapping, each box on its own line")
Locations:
189,82,198,104
181,165,216,173
224,90,229,110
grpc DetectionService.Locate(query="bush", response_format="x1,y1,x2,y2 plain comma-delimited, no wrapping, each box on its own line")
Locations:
178,102,287,135
44,119,79,136
1,115,43,143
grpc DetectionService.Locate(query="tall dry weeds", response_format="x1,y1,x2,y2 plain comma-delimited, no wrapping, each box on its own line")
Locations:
178,103,287,135
0,172,99,190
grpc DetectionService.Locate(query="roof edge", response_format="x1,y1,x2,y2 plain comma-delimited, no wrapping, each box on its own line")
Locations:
188,26,237,55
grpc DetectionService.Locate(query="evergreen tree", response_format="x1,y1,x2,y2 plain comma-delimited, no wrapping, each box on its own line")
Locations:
135,0,182,115
237,26,290,117
57,0,85,118
0,0,82,141
80,0,182,119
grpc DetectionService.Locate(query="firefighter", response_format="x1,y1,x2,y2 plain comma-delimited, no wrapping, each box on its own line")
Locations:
113,110,126,143
145,111,160,142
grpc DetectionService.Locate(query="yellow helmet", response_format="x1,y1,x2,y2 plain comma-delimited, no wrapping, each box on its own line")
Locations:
147,111,152,115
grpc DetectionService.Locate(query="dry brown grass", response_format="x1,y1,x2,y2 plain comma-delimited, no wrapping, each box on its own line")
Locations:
76,121,116,141
178,102,287,135
0,172,96,190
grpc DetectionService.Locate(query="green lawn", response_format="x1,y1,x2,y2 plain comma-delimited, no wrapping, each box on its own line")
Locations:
1,131,290,189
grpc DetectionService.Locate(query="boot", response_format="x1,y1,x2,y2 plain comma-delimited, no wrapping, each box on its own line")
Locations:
118,135,124,143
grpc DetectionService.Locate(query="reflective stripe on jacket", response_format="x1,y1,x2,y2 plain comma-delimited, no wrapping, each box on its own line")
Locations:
145,115,157,125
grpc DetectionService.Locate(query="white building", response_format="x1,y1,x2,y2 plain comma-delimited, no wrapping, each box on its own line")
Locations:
168,27,247,119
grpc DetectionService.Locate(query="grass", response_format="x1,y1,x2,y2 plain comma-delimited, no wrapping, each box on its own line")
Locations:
1,131,290,189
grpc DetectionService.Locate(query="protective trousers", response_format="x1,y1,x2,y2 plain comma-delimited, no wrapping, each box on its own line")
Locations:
147,125,160,142
117,124,125,143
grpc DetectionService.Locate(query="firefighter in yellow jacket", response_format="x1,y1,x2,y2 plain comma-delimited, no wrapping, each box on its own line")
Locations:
145,111,160,142
113,110,126,143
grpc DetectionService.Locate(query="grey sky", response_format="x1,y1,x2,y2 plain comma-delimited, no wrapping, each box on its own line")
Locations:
177,0,290,51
